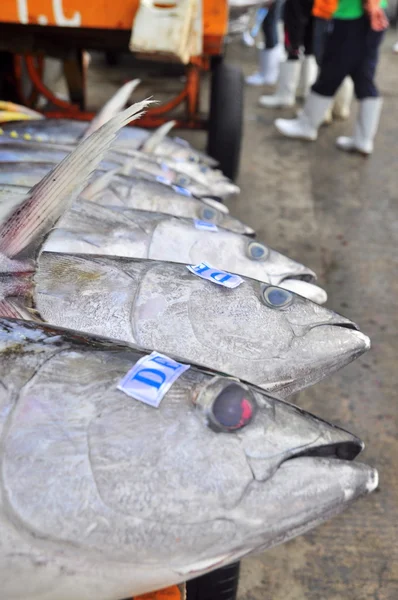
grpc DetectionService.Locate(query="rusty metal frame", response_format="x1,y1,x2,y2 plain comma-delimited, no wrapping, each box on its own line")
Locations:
12,53,209,129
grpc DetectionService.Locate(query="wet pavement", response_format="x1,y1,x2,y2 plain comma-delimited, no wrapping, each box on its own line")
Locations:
80,31,397,600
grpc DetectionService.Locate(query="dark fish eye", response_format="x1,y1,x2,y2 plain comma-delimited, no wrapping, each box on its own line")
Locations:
177,175,190,186
210,384,255,432
247,241,269,261
189,154,199,163
199,206,218,222
262,286,293,308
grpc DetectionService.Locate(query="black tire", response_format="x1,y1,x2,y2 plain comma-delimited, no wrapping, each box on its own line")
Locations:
0,52,20,102
186,562,241,600
105,52,119,66
207,61,244,181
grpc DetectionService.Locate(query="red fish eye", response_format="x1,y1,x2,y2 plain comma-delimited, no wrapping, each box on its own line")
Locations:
211,384,254,431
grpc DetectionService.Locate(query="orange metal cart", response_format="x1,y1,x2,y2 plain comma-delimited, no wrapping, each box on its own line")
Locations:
0,0,244,179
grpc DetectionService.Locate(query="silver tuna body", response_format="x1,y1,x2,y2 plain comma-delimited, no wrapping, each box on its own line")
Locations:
33,254,370,397
0,119,218,166
0,319,377,600
0,169,254,235
0,141,236,199
42,203,316,287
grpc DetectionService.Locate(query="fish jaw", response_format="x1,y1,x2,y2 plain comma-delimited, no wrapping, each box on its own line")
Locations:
270,324,370,398
234,457,377,558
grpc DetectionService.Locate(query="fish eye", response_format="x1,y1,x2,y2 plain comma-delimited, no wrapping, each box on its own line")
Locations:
199,206,218,222
209,383,255,432
188,154,199,163
262,286,293,308
177,175,190,186
247,241,270,261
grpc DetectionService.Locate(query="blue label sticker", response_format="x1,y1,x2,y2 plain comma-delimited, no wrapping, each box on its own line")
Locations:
118,352,190,408
156,175,172,186
172,184,192,197
187,262,243,289
193,219,219,232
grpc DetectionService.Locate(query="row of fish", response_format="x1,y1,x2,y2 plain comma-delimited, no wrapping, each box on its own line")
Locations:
0,91,377,600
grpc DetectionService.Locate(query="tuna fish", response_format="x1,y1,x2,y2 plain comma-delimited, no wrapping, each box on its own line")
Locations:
0,141,121,172
0,317,378,600
0,115,217,166
0,140,227,198
1,253,369,397
0,170,254,236
41,202,327,303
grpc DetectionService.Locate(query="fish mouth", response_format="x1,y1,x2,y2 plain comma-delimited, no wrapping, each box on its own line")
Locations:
311,321,371,351
287,437,363,462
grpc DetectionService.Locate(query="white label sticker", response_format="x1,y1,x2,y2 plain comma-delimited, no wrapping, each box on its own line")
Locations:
187,262,243,289
193,219,219,232
118,352,190,408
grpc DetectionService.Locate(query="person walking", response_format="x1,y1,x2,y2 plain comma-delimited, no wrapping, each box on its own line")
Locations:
274,0,388,154
246,1,284,86
258,0,318,107
312,0,354,122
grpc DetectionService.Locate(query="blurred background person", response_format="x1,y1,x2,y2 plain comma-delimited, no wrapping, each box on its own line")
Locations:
259,0,318,107
274,0,388,155
312,0,354,122
245,1,285,86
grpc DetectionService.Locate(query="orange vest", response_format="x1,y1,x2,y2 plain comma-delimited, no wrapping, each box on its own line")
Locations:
312,0,338,18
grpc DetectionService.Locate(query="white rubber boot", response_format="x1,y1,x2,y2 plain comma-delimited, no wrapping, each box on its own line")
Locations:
246,46,281,86
296,55,318,99
246,49,269,86
336,97,383,155
275,91,334,140
332,77,354,120
259,60,301,108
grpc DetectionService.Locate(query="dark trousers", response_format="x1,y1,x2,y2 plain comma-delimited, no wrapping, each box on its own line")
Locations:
313,16,332,66
262,0,284,49
313,16,385,99
283,0,314,58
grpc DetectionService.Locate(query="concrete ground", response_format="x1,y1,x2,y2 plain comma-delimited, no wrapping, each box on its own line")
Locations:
73,29,397,600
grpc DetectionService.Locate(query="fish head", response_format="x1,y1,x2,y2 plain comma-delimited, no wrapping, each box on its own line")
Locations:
0,319,376,596
195,198,255,236
184,275,370,395
167,226,316,286
244,240,317,284
64,370,376,574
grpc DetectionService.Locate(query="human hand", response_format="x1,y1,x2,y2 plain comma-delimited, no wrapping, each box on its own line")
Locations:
364,1,389,31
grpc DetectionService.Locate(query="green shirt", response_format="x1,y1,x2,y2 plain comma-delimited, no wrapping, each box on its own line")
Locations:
334,0,388,19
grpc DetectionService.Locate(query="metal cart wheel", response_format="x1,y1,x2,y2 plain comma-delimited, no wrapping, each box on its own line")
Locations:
186,562,241,600
207,59,244,182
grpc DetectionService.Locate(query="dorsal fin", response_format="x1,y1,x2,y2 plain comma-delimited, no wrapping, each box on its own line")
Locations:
139,120,176,153
80,168,119,201
82,79,141,139
0,99,153,262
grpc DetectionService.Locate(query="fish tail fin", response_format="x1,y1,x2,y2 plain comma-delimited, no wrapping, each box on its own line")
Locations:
82,79,142,139
0,299,37,319
139,120,177,153
0,100,44,120
0,99,154,261
0,272,34,318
